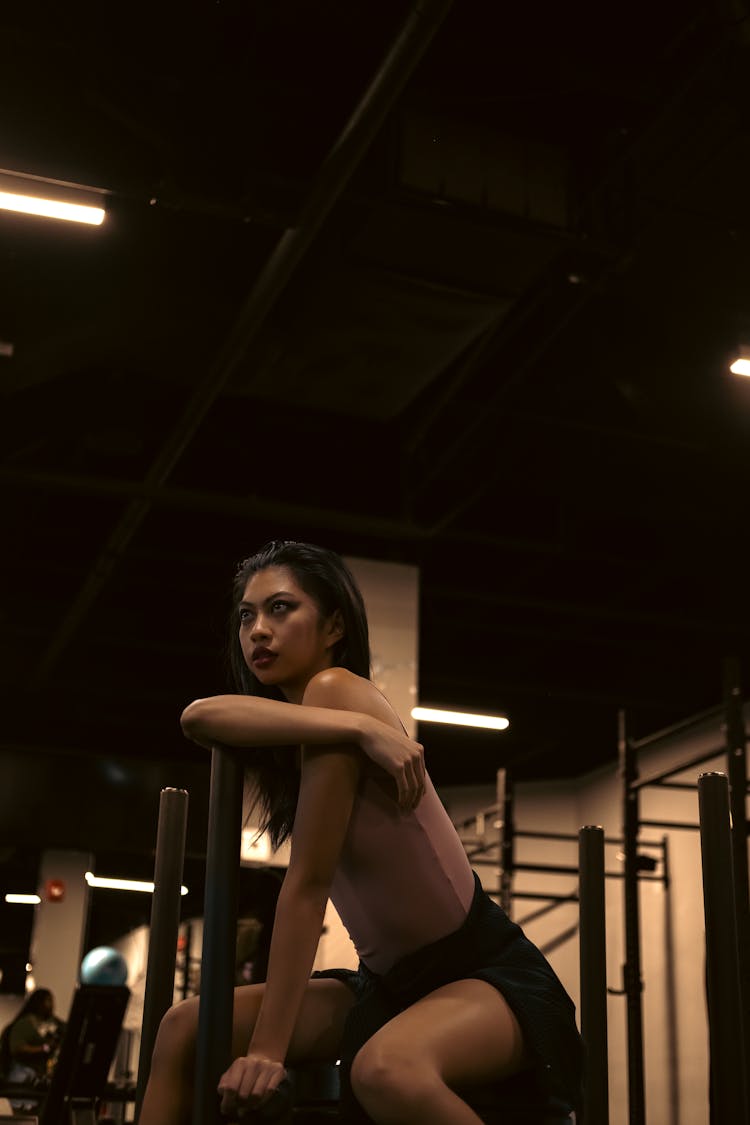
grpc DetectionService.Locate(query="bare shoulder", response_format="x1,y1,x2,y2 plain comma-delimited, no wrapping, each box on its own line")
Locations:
303,668,403,730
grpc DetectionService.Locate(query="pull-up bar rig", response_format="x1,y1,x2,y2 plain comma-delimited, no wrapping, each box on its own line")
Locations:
619,658,749,1125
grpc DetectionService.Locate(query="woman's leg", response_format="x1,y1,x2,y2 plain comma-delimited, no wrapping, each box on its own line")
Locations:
139,977,354,1125
350,978,527,1125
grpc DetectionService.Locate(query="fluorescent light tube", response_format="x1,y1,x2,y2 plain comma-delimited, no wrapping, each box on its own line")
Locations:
85,872,188,895
5,893,41,904
411,706,509,731
0,169,107,226
0,190,104,225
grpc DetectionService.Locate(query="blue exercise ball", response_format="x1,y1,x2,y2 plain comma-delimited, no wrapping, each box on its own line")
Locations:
80,946,128,986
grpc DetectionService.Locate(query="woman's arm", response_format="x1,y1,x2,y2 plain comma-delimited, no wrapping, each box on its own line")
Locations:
247,745,360,1059
9,1020,47,1061
181,669,425,808
180,690,365,750
217,674,363,1115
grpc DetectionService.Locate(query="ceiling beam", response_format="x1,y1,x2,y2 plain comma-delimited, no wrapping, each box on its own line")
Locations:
4,463,741,579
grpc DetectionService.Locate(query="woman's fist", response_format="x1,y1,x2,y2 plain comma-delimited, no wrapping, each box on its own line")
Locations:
217,1052,288,1118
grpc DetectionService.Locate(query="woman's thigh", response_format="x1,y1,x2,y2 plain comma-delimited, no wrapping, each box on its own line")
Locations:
352,978,527,1087
171,978,355,1065
241,977,355,1063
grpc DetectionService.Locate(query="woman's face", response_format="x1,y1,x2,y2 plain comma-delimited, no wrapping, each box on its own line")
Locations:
238,565,342,703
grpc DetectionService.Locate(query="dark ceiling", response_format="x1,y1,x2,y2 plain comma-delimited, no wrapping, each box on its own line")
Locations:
2,0,750,886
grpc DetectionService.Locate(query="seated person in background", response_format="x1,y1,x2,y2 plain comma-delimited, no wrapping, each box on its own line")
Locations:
0,988,65,1089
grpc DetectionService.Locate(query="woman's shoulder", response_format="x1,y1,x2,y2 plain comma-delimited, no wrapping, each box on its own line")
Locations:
303,668,403,729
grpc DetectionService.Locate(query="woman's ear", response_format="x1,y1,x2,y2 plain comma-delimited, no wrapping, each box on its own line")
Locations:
326,610,345,649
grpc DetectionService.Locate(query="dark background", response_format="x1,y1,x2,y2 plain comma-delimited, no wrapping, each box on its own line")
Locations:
2,1,750,966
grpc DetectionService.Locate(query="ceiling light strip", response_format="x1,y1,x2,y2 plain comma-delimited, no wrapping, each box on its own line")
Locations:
5,893,42,904
411,706,509,731
0,190,105,225
730,357,750,377
85,872,188,895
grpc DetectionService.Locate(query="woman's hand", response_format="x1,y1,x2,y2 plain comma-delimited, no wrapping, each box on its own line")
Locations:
217,1052,287,1118
359,717,425,809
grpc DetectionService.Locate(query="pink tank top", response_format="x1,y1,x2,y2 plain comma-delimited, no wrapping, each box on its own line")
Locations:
328,765,476,974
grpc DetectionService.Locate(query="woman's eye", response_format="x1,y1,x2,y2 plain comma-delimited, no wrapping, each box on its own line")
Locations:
239,608,253,623
271,600,290,613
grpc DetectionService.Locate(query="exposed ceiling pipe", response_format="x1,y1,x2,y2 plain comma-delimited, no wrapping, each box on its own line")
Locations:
33,0,455,683
6,465,430,541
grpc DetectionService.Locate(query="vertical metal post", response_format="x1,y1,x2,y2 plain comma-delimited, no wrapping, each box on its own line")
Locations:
496,768,514,916
192,747,244,1125
578,826,609,1125
619,710,645,1125
135,787,189,1120
697,771,749,1124
661,836,679,1125
181,921,193,1001
723,659,750,1081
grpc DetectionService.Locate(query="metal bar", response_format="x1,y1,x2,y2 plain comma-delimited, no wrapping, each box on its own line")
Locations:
192,748,244,1125
511,861,579,876
454,803,501,829
539,922,579,958
723,660,750,1086
465,825,661,849
472,858,662,881
181,921,193,1002
630,704,724,751
512,891,581,903
611,874,662,882
516,828,611,844
515,829,584,843
515,894,579,927
135,787,189,1119
34,0,456,684
649,780,699,790
579,826,609,1125
630,745,724,792
516,829,664,848
639,819,700,831
661,836,680,1125
697,772,749,1124
497,768,514,915
620,711,646,1125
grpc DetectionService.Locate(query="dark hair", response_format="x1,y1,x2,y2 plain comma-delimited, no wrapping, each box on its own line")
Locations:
12,989,53,1020
228,541,371,848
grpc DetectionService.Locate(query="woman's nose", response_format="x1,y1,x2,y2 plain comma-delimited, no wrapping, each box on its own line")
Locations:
250,615,270,639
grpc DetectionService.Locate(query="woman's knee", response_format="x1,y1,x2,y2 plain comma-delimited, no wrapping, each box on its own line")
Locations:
351,1043,440,1111
151,998,200,1065
151,985,266,1067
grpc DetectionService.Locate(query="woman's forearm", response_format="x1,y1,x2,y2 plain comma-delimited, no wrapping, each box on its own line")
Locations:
180,694,367,750
247,879,329,1061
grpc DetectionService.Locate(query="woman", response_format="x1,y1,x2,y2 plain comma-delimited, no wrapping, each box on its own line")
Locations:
0,988,64,1109
140,541,582,1124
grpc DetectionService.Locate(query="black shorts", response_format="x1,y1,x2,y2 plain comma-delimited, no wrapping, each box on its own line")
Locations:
312,873,582,1123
